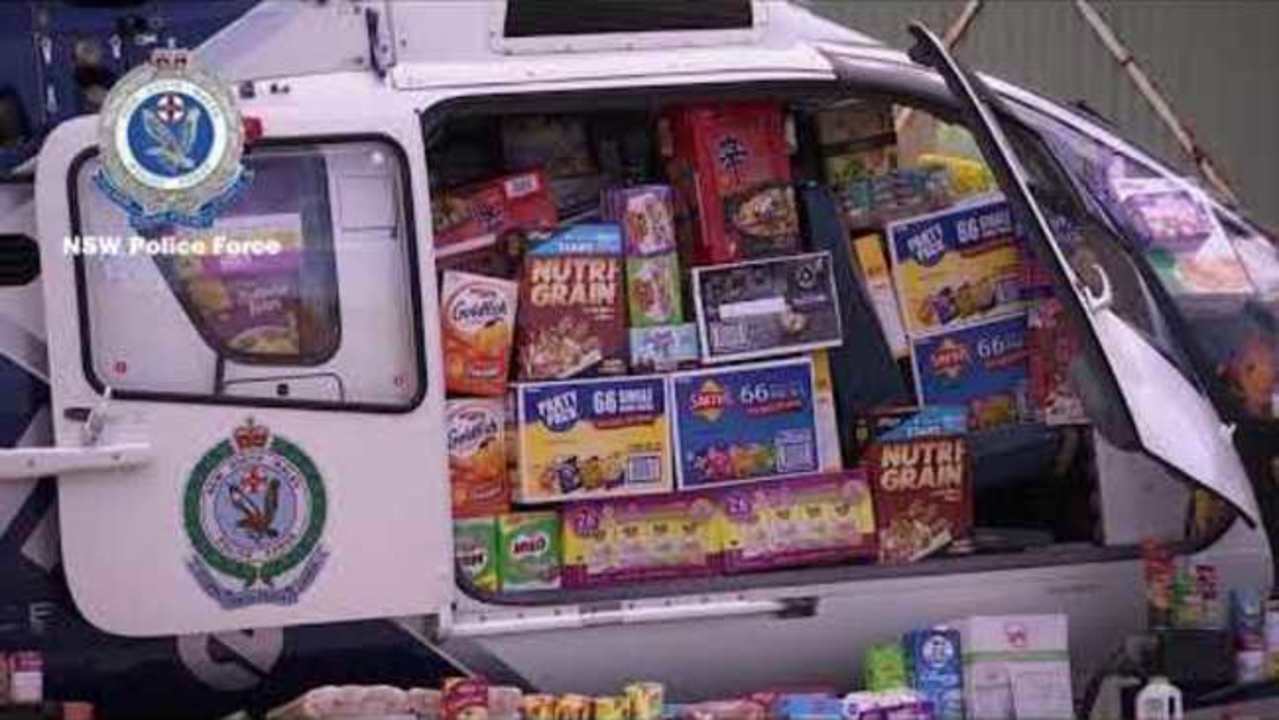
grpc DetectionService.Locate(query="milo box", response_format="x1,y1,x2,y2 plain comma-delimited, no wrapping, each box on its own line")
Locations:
454,518,499,592
498,512,562,591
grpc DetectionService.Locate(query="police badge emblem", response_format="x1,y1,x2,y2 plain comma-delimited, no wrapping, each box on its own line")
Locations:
183,419,329,609
95,48,252,231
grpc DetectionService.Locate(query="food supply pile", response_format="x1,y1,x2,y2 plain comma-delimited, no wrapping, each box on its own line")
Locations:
435,100,1093,597
258,613,1074,720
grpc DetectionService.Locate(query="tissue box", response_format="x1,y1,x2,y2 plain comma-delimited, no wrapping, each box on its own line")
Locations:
948,614,1073,720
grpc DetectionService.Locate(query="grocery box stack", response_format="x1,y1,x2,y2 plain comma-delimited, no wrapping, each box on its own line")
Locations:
431,98,1092,596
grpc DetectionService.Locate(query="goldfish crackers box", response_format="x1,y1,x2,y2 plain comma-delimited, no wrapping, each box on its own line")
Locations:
886,195,1025,336
517,224,627,380
717,471,877,573
447,399,510,518
497,512,562,591
515,375,673,503
663,102,800,265
442,271,518,397
562,492,721,588
867,436,973,564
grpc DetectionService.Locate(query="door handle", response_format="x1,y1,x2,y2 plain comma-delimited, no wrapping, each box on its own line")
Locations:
1081,262,1114,313
0,443,151,481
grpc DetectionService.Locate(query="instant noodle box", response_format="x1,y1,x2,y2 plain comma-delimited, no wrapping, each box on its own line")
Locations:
446,398,510,517
442,271,518,397
662,101,800,264
692,252,843,363
887,195,1026,336
517,224,627,380
671,357,821,489
716,470,877,573
562,492,721,587
515,375,673,503
867,436,973,564
911,314,1030,431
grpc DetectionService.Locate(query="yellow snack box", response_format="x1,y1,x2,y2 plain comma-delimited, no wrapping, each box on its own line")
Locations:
886,196,1025,336
515,375,673,503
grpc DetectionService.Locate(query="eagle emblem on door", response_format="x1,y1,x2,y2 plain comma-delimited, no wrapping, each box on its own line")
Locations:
183,419,329,609
94,47,252,231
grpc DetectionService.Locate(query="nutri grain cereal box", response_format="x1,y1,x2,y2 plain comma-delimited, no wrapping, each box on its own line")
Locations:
454,517,499,592
431,170,558,254
911,314,1030,431
497,512,562,591
717,471,877,573
517,224,627,380
867,436,973,564
887,196,1025,336
515,375,673,503
671,358,821,489
447,399,510,518
562,492,721,588
442,271,518,397
663,102,800,265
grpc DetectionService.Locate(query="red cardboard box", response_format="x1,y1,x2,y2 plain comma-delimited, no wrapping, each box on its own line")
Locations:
663,102,800,265
430,170,558,255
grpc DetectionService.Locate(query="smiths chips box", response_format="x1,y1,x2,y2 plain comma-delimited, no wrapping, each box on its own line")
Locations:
693,252,843,363
671,358,822,490
517,224,627,380
663,102,801,265
912,314,1030,431
867,436,973,564
887,195,1025,337
515,375,673,503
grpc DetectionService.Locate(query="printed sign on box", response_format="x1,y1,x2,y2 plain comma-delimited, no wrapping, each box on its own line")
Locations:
693,252,843,363
887,195,1025,336
912,315,1030,431
516,375,673,503
671,358,821,489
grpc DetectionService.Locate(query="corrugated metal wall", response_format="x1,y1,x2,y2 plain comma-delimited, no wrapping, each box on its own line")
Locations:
806,0,1279,229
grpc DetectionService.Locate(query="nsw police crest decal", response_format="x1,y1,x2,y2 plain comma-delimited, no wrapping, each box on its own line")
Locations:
95,48,252,231
183,419,328,609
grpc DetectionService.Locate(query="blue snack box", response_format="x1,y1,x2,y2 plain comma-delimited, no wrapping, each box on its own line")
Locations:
903,627,965,720
671,357,821,489
911,315,1029,431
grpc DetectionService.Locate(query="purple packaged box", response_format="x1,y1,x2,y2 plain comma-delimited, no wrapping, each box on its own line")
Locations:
602,185,678,257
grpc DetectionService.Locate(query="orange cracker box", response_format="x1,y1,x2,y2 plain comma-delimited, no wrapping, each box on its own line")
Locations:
442,271,518,396
447,398,511,518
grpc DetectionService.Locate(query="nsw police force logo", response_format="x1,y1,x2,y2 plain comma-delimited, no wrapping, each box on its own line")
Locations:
183,419,328,609
95,48,251,231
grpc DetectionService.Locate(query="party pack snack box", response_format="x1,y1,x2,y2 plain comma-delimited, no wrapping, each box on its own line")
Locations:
911,314,1030,431
515,375,673,503
671,358,821,489
517,224,627,380
886,195,1025,336
692,252,843,363
717,470,877,573
562,492,722,588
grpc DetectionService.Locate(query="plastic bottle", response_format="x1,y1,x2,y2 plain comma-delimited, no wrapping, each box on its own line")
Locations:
1135,676,1183,720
